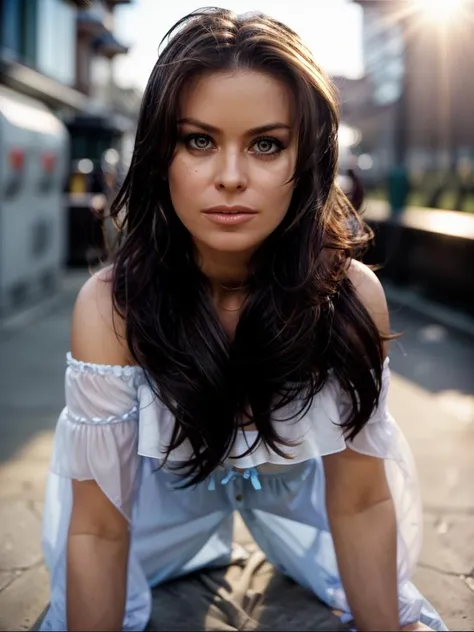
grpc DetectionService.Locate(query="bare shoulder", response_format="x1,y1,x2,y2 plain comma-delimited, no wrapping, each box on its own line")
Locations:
346,259,390,337
71,265,131,365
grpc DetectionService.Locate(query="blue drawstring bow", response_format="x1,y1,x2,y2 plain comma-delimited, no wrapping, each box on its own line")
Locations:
207,467,262,491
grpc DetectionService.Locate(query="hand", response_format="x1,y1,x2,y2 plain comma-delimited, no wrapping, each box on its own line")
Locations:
331,612,435,631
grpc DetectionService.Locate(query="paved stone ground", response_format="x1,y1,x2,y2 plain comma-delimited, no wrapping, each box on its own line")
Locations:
0,271,473,631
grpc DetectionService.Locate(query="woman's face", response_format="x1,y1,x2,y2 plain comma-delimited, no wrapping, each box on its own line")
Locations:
169,69,298,257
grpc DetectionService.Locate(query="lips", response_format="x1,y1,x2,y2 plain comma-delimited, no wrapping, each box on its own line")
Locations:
203,206,257,215
202,207,257,226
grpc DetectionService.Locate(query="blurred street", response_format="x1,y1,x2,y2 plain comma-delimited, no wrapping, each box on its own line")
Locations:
0,272,473,631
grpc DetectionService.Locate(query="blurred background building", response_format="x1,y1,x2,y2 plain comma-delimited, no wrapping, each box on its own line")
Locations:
1,0,473,321
0,0,141,317
340,0,474,212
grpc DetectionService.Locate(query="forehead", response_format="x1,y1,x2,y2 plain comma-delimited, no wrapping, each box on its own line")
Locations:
178,70,295,130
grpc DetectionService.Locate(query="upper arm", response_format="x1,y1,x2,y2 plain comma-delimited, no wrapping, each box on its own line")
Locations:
69,267,132,539
70,479,129,541
347,260,390,358
323,449,391,516
324,261,392,512
71,266,130,366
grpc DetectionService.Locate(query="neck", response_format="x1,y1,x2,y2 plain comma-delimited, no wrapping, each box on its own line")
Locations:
194,241,251,296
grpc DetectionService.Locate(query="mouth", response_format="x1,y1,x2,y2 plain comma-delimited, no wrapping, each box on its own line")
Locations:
202,206,257,226
203,206,257,215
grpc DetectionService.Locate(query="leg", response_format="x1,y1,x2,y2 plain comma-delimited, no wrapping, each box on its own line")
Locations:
133,461,235,586
238,459,448,632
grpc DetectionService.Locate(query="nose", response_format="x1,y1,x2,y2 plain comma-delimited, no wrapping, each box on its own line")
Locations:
214,147,248,192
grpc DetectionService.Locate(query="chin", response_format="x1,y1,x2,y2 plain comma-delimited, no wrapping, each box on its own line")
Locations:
199,233,264,255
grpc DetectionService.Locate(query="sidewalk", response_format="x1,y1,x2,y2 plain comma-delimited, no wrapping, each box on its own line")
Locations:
0,271,473,630
0,271,88,631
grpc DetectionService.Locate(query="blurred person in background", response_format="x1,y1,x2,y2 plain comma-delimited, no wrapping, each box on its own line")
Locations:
338,147,365,212
346,165,365,211
39,8,445,632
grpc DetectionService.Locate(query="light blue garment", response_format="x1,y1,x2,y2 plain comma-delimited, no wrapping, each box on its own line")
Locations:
40,355,448,631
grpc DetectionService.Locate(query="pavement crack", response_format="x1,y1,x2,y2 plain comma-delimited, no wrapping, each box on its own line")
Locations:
417,562,469,578
27,499,43,521
423,506,474,516
0,559,45,574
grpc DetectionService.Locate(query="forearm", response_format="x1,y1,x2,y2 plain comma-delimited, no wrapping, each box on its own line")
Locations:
328,497,399,631
66,532,130,631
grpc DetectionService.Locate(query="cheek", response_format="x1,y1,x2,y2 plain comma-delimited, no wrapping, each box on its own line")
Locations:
257,147,295,186
169,155,204,208
258,163,295,212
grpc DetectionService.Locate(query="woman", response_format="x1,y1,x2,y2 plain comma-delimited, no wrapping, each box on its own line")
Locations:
40,8,446,632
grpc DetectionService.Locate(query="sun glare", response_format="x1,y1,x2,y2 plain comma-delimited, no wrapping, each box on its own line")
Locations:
414,0,466,22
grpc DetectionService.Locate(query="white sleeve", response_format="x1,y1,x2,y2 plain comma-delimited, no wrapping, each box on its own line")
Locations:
340,358,397,459
49,354,145,520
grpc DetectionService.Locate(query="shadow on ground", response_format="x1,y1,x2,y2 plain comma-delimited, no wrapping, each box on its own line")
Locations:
388,299,474,398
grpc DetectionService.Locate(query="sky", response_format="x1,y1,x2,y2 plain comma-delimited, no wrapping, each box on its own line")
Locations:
114,0,364,91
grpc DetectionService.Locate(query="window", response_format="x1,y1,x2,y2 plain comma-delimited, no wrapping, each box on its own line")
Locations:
36,0,75,85
21,0,38,66
0,0,37,66
1,0,22,59
363,11,405,106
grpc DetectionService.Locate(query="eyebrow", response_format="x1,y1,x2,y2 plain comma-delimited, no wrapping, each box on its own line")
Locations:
177,117,292,135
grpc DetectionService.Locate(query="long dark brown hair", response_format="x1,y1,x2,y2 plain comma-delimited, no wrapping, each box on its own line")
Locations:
109,7,386,486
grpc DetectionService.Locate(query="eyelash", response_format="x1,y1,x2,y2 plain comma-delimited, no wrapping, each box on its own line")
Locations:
182,133,284,157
